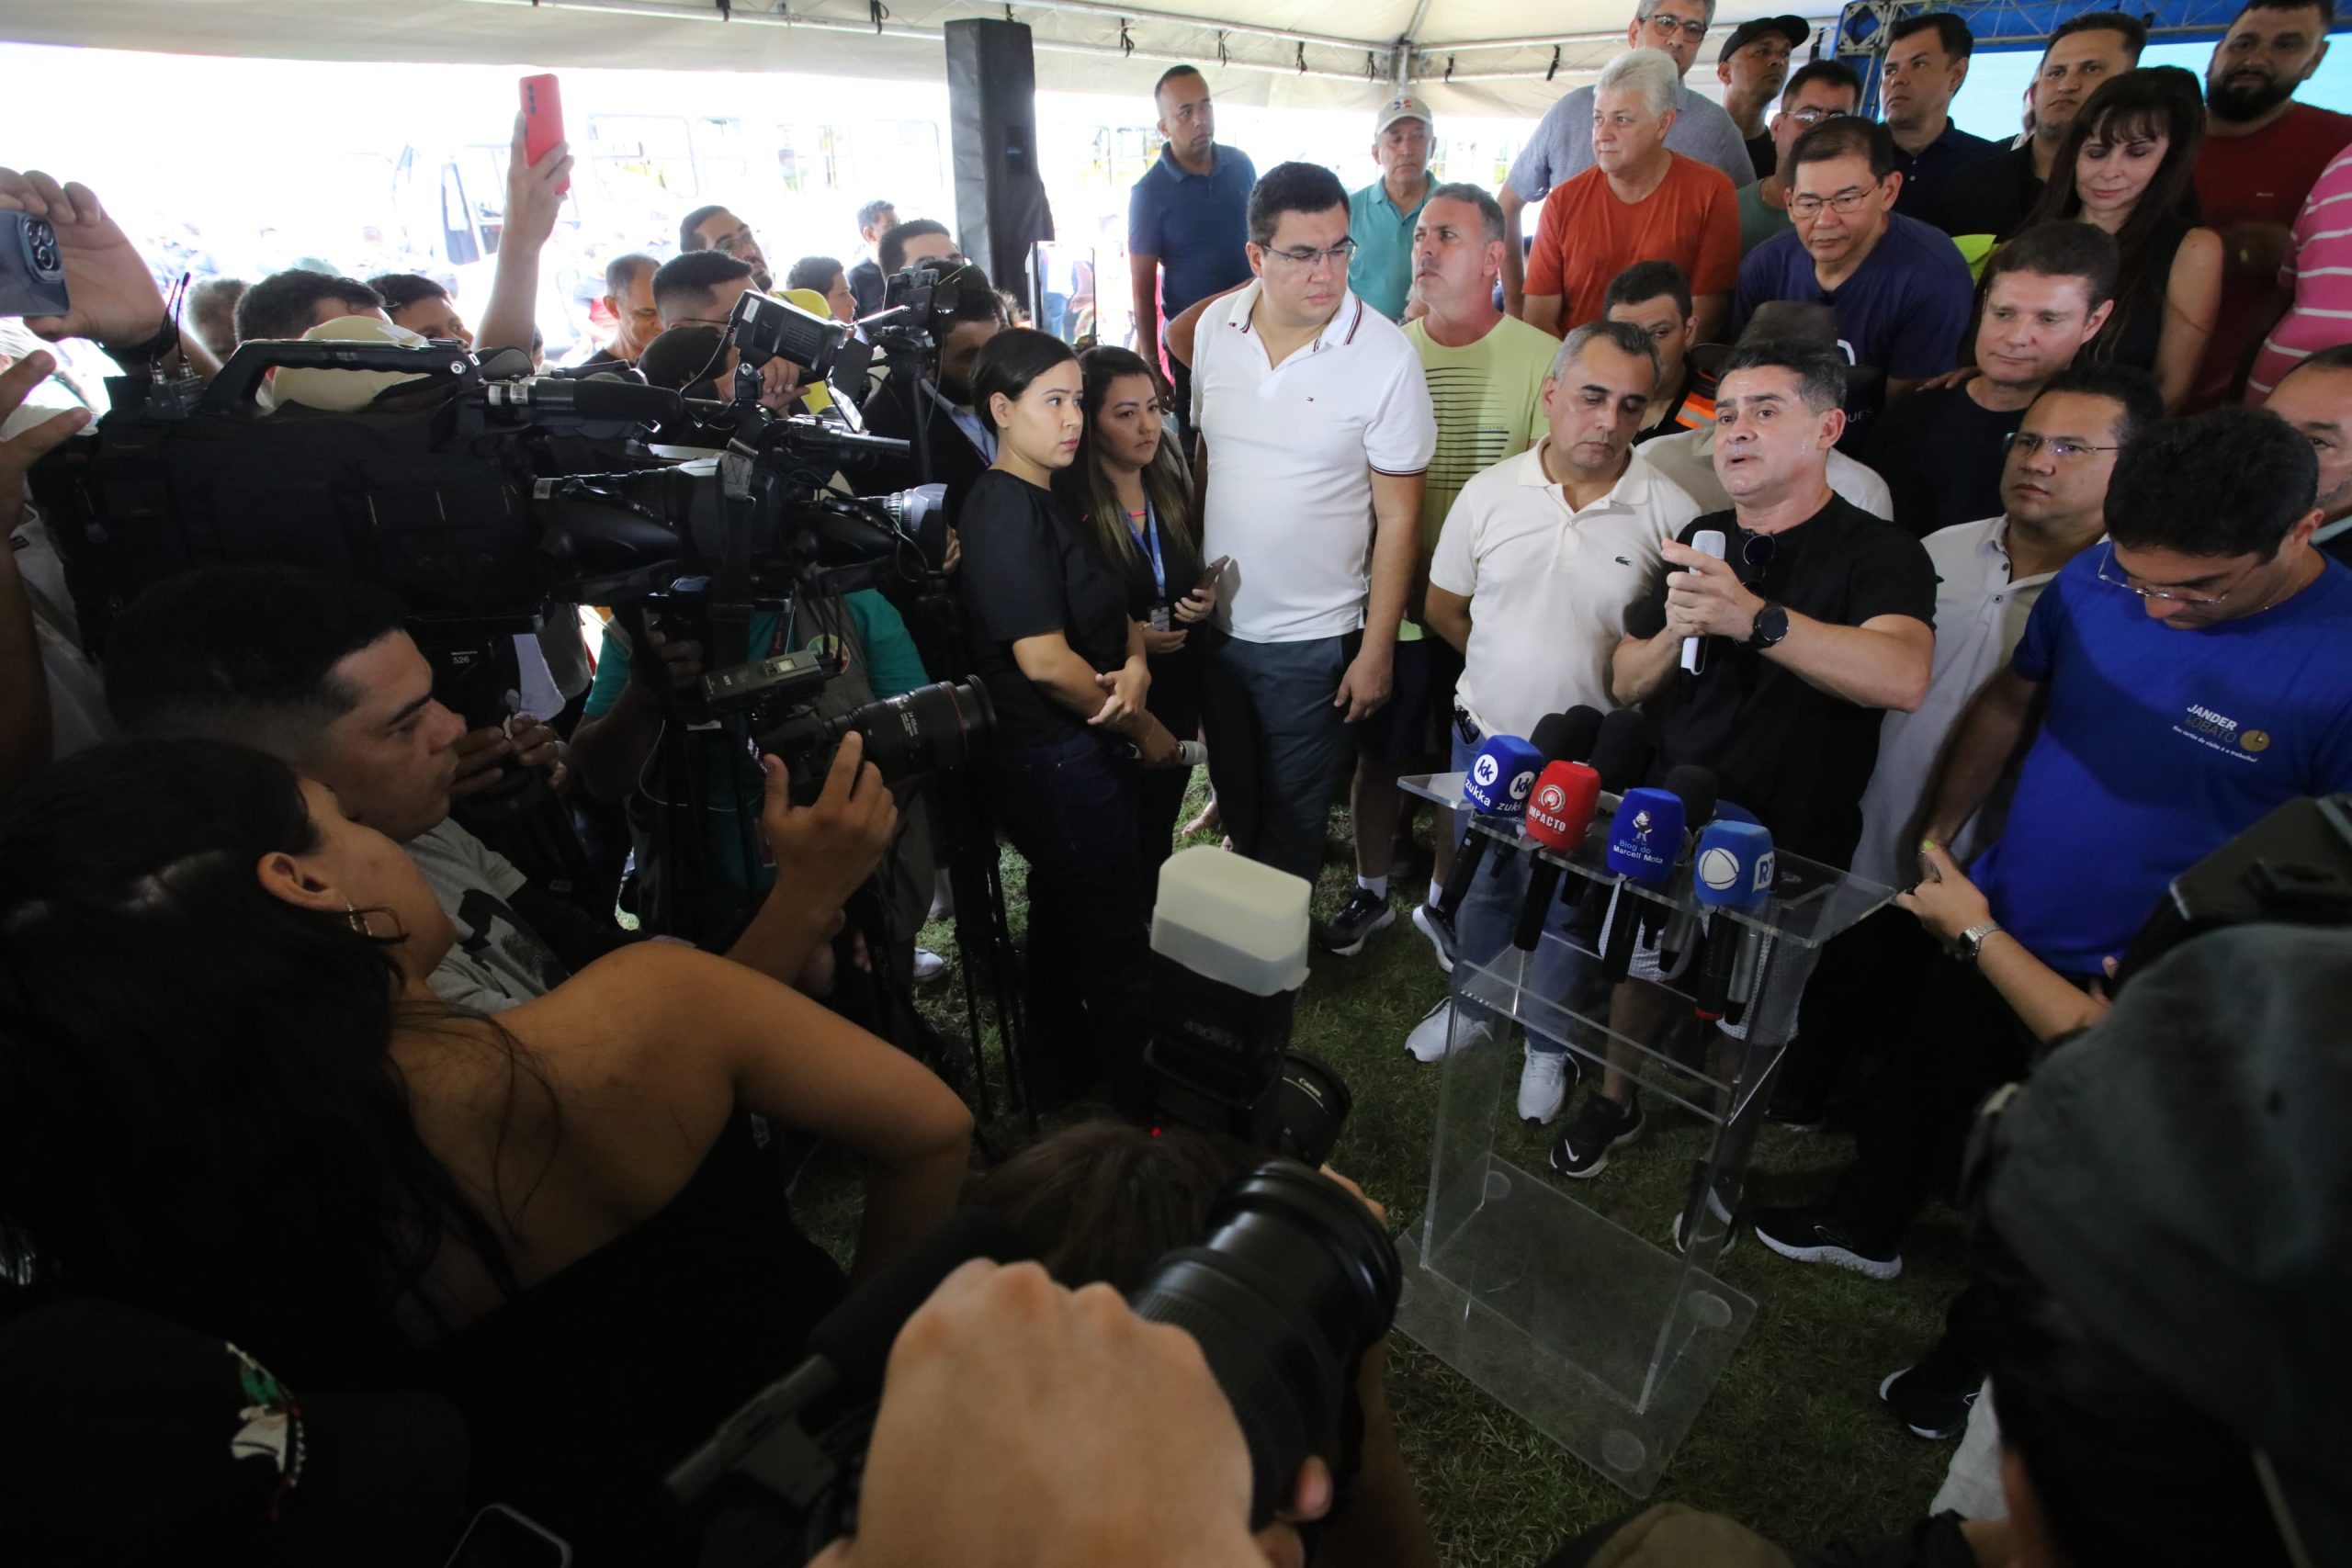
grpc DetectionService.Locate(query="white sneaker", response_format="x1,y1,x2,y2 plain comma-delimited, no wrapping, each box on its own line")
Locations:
912,946,948,984
1517,1049,1571,1124
1404,998,1490,1063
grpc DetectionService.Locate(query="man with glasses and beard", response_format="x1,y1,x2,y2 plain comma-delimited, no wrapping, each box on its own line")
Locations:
2194,0,2352,404
1753,403,2352,1287
1190,162,1435,889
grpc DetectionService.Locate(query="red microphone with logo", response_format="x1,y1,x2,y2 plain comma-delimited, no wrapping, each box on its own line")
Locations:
1512,760,1603,953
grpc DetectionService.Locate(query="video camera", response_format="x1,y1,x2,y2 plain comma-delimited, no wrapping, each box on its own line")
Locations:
667,1158,1401,1566
28,288,986,765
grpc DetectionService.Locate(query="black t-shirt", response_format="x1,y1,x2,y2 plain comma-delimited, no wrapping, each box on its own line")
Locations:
1746,130,1777,180
1865,384,2025,539
1932,143,2042,241
1626,497,1938,867
959,468,1135,748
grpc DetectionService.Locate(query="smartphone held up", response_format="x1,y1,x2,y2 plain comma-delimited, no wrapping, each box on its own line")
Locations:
520,73,571,194
0,211,70,320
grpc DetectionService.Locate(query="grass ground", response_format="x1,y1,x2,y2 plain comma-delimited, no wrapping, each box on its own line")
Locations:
808,775,1964,1563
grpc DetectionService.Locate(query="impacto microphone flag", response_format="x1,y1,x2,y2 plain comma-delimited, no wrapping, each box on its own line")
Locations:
1432,733,1544,928
1513,760,1602,953
1692,820,1775,1021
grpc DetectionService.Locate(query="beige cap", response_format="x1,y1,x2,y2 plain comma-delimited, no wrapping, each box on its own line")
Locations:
1375,94,1432,135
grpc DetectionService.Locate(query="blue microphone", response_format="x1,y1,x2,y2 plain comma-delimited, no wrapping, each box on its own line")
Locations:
1692,820,1776,1021
1433,732,1545,928
1600,785,1686,981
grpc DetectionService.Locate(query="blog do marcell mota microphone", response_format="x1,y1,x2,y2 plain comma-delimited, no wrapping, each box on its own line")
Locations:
1600,784,1686,983
1430,729,1545,932
1679,528,1729,676
1513,759,1603,953
1691,819,1776,1021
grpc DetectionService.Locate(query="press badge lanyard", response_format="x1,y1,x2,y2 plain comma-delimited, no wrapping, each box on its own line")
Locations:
1128,498,1169,601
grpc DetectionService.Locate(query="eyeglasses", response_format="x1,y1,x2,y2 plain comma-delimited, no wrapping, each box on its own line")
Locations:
2094,542,2256,606
1788,185,1882,220
1262,239,1359,269
1784,107,1851,128
2003,431,2121,461
1645,15,1709,39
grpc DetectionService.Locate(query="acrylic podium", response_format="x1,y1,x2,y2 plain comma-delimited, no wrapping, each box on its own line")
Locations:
1391,771,1894,1495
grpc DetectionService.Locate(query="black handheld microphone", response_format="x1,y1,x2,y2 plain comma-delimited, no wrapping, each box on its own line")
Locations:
1569,708,1658,941
1653,763,1719,971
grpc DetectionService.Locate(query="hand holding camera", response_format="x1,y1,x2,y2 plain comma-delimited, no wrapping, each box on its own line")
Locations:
759,731,899,912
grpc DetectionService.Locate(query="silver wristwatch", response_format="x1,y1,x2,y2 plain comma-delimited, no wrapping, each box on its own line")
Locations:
1954,920,2002,964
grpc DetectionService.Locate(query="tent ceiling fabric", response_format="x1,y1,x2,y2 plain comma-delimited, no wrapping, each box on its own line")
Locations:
1,0,1841,117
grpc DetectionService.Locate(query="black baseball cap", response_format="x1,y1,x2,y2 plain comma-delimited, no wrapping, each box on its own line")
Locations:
1719,15,1810,62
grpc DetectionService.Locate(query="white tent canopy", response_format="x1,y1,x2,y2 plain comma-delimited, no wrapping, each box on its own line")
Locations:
5,0,1842,118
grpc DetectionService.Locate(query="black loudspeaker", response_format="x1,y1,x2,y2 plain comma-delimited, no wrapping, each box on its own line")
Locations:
944,18,1056,317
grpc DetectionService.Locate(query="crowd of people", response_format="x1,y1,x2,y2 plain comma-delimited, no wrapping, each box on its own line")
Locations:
2,0,2349,1562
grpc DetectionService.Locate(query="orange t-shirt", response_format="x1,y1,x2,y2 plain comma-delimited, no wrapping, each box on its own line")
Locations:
1525,153,1740,333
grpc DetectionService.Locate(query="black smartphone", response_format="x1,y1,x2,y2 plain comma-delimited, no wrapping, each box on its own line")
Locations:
444,1504,572,1568
0,212,70,319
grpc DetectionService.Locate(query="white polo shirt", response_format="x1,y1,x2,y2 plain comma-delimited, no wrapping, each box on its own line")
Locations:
1193,283,1437,644
1429,440,1700,738
1850,515,2075,890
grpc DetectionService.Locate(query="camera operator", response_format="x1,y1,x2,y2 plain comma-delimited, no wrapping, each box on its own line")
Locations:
568,586,941,986
649,253,806,412
234,270,388,344
104,565,895,1009
0,737,973,1562
857,261,1008,524
970,1122,1438,1568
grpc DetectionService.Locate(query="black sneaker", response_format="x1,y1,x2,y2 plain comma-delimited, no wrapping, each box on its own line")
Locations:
1317,887,1396,956
1879,1343,1984,1440
1548,1091,1644,1179
1670,1175,1739,1258
1749,1202,1903,1280
1409,901,1457,973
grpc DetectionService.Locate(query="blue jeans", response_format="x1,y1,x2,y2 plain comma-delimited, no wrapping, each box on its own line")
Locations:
989,729,1152,1111
1199,627,1358,884
1449,728,1606,1056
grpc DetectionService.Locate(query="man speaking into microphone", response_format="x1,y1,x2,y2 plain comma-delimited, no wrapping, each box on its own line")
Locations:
1549,339,1936,1178
1413,320,1700,1124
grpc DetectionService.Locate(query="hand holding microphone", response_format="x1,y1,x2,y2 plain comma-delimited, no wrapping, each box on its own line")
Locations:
1661,536,1764,645
1679,529,1726,674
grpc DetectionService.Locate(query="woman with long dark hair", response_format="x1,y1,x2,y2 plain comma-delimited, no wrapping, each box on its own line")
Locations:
1064,345,1217,889
2023,65,2221,410
0,739,971,1559
958,329,1182,1111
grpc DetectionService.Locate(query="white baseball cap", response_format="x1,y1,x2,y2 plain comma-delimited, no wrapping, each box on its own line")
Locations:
1375,94,1432,135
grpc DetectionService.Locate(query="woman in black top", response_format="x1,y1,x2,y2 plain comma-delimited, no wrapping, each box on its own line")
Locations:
1063,345,1216,897
2022,67,2221,410
958,329,1180,1111
0,740,973,1562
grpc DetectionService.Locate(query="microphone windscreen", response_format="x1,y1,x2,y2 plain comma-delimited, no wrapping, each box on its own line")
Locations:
1606,785,1687,882
1539,705,1604,766
1589,708,1655,795
1662,763,1718,829
1462,734,1544,817
801,1206,1034,1386
1525,761,1602,852
1692,820,1778,911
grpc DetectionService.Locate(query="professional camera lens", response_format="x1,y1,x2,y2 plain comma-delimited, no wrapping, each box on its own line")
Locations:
1126,1159,1401,1529
811,676,995,783
1270,1050,1352,1168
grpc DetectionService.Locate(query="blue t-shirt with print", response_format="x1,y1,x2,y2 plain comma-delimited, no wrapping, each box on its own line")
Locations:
1972,553,2352,976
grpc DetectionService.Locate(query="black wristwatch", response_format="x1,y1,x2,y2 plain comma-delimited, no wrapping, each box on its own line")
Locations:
1745,602,1790,651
